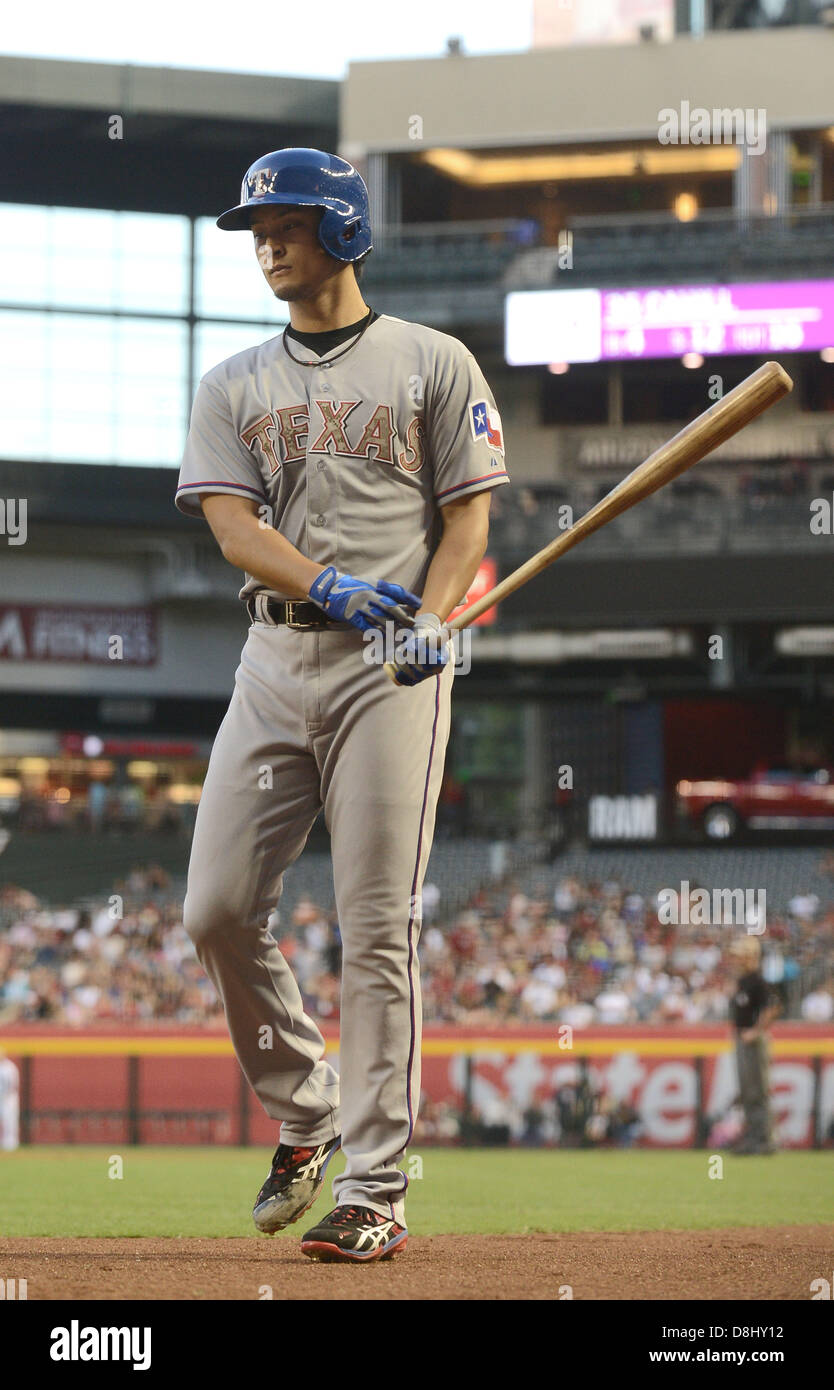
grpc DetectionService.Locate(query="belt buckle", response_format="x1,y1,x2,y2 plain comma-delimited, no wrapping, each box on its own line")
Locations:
285,600,319,631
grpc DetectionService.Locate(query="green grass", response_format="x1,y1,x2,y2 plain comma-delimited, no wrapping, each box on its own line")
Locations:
1,1147,832,1239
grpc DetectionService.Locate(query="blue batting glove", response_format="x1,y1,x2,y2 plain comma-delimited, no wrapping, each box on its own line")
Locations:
390,612,451,686
308,565,421,634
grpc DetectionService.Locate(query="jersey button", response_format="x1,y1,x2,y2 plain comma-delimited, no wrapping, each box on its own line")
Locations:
317,460,326,471
315,515,326,526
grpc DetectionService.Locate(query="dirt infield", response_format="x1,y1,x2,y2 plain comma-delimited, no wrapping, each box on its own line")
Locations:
2,1226,831,1300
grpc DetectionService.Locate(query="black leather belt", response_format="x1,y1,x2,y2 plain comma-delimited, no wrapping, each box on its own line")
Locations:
247,597,335,630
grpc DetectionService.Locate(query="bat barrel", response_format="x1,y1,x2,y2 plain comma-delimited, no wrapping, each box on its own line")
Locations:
600,360,792,514
449,361,792,633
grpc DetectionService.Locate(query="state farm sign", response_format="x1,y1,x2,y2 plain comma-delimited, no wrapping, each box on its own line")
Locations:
0,605,158,666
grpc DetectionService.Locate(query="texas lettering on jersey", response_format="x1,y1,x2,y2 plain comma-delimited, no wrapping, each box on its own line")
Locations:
240,400,426,475
176,315,511,601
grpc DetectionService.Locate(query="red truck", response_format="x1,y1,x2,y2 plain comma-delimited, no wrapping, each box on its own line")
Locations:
676,765,834,841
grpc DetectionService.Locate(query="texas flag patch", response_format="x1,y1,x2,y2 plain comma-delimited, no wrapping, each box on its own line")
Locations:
469,399,504,455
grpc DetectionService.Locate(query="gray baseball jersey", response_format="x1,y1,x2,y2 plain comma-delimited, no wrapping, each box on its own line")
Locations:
177,311,509,1227
176,312,509,595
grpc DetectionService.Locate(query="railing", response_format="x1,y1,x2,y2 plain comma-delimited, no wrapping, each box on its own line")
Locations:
363,207,834,291
569,204,834,233
488,492,825,560
374,218,538,247
375,206,834,244
364,219,535,287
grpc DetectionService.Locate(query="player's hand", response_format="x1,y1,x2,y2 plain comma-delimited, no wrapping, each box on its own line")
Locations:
389,612,451,686
308,565,420,634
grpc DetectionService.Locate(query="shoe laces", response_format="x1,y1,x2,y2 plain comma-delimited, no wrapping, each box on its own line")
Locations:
272,1143,315,1175
330,1205,385,1227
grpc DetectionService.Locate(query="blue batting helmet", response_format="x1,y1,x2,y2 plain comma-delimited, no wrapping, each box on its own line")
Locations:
216,147,373,262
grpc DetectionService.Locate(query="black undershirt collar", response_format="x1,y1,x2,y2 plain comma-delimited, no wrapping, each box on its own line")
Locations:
285,306,378,357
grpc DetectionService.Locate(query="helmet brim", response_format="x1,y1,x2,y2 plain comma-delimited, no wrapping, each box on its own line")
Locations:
216,194,353,232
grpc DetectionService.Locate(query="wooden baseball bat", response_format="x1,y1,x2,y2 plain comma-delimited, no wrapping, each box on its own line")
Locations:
384,360,792,683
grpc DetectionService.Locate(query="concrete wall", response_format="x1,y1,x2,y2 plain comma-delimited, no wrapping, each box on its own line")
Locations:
0,525,246,700
0,55,337,123
342,28,834,152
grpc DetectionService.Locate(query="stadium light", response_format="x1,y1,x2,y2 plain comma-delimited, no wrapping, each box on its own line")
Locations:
19,757,50,776
548,362,570,374
821,348,834,363
470,629,694,663
682,352,704,368
674,193,698,222
420,146,739,186
775,627,834,657
126,760,158,779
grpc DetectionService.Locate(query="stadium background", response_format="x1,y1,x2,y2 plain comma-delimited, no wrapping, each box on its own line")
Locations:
2,0,834,1165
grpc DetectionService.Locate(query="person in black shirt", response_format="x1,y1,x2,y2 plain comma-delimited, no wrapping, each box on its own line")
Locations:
729,936,780,1154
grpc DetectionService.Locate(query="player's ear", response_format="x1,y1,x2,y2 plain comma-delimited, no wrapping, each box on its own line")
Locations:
353,253,370,284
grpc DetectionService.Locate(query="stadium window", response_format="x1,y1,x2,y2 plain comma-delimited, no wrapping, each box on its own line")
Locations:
0,310,50,457
541,364,608,425
801,354,834,413
0,205,188,315
112,319,190,465
193,322,286,395
621,359,753,423
0,205,50,303
0,311,187,465
111,212,190,315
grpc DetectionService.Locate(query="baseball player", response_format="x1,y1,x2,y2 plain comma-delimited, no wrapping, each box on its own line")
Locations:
176,148,509,1261
729,936,780,1155
0,1054,19,1151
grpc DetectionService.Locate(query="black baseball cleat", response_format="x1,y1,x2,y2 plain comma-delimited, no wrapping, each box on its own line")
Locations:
252,1135,341,1234
301,1204,408,1263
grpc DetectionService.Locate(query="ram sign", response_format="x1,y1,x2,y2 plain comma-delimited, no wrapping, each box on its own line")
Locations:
588,794,658,842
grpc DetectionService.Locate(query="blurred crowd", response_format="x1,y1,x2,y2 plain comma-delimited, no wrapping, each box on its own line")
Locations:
7,780,197,836
1,865,832,1029
0,869,218,1026
418,874,834,1026
482,466,827,558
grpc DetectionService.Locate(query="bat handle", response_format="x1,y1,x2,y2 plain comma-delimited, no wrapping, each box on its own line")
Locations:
383,660,400,685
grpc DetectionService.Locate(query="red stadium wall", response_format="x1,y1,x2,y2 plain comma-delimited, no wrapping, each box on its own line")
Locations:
1,1025,831,1148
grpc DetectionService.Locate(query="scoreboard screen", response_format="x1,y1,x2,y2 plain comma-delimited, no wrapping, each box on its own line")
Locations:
505,279,834,365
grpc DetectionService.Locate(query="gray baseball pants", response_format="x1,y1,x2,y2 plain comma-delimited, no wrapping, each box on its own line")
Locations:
182,619,452,1225
735,1035,774,1151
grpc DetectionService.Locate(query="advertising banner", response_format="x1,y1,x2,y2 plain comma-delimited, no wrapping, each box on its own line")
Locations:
2,1026,830,1148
